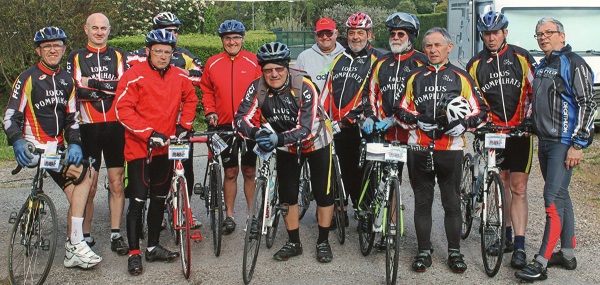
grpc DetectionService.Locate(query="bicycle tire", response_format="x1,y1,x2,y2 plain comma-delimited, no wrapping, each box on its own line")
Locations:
165,192,178,245
243,178,265,284
358,161,376,256
139,197,149,240
332,169,346,245
176,177,192,279
9,194,58,285
460,153,474,239
210,163,224,257
386,178,401,285
266,176,280,249
298,161,312,220
481,171,506,277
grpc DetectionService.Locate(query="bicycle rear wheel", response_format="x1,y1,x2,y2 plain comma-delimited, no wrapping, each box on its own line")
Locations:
481,171,506,277
298,161,312,221
177,177,192,279
358,161,376,256
266,176,280,248
165,192,178,245
332,170,346,245
9,194,58,285
460,153,474,239
209,163,224,256
243,178,265,284
386,178,401,285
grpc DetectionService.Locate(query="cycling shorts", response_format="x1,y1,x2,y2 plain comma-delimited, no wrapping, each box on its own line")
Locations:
497,135,533,174
209,125,257,169
80,121,125,171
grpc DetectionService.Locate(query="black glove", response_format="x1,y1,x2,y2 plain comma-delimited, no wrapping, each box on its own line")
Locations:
444,119,467,136
175,124,189,139
149,131,168,147
417,115,439,132
518,118,534,133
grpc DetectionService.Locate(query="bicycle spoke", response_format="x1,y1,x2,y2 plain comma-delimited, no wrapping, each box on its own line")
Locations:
460,154,474,239
358,161,376,256
177,177,191,279
481,172,506,277
386,179,401,285
243,178,265,284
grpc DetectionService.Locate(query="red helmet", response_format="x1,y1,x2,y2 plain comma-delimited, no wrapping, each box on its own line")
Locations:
345,12,373,29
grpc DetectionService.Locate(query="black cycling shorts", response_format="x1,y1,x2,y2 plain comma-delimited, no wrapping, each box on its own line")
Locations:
80,121,125,171
209,125,257,169
497,135,533,174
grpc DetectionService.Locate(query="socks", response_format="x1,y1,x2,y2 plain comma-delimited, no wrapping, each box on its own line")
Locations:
506,226,513,243
514,235,525,250
535,254,548,267
129,249,141,256
561,248,575,260
111,229,122,240
317,226,329,244
70,217,84,243
287,228,300,244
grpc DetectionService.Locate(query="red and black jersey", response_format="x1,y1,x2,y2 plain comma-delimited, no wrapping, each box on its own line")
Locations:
66,44,128,124
3,63,80,149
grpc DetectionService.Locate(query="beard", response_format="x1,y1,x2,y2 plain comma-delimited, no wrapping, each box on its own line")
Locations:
389,39,410,54
349,40,368,53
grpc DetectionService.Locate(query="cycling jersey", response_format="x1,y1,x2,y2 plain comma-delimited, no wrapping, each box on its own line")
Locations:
467,43,535,127
365,49,427,142
531,44,596,147
320,45,383,124
66,44,128,124
127,46,203,86
4,62,80,149
398,62,489,150
201,49,262,126
115,61,199,161
235,73,333,153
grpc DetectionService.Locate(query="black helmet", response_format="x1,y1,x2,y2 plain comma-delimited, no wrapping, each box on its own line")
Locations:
477,10,508,32
435,93,471,128
145,29,177,48
33,26,67,47
385,12,420,38
218,20,246,37
152,12,182,29
257,42,291,67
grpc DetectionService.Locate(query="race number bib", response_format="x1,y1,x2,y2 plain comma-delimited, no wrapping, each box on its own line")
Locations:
40,141,60,171
211,134,228,156
168,144,190,160
484,133,506,149
384,146,407,162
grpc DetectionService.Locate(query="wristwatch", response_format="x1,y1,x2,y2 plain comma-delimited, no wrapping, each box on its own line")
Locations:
572,143,584,150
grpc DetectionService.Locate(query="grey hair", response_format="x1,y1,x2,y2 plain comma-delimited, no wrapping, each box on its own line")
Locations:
536,17,564,33
422,27,452,47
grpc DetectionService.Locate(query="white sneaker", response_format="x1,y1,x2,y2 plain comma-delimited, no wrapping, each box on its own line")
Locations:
64,240,102,269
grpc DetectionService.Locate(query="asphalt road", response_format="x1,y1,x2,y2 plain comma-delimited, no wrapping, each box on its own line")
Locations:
1,141,598,285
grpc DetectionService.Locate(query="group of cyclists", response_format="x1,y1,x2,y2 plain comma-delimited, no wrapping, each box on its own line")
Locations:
3,7,595,283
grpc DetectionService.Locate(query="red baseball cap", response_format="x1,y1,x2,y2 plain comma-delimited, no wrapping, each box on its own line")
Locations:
315,17,336,32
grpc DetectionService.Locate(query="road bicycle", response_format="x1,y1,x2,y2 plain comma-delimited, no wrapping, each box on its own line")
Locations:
460,123,527,277
192,130,234,257
297,160,313,221
8,149,91,285
329,133,347,244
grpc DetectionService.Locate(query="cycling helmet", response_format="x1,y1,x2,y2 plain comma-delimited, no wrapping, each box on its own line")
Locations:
257,42,291,67
152,12,182,29
145,29,177,48
477,10,508,32
436,93,471,127
345,12,373,29
33,26,67,47
218,20,246,37
385,12,420,37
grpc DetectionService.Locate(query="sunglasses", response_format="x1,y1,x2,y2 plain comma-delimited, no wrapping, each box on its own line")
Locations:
165,28,179,34
389,31,407,38
316,30,334,38
262,67,286,75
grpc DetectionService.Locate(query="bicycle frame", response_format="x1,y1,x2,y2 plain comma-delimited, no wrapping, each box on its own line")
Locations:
257,155,275,235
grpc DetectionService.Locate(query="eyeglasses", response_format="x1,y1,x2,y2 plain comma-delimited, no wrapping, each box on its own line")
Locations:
151,48,173,56
389,31,407,38
223,35,243,42
262,67,286,75
316,31,334,38
165,28,179,34
39,43,64,51
534,30,560,39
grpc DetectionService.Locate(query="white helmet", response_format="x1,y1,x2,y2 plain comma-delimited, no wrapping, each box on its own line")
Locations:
436,93,472,127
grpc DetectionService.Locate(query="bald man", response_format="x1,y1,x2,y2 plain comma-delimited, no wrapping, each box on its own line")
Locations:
66,13,130,256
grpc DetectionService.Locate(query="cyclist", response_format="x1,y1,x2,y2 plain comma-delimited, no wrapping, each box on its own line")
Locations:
295,17,345,92
234,42,336,263
320,12,383,226
466,9,536,269
397,27,488,274
66,13,129,255
115,29,199,275
201,19,262,235
515,17,596,282
3,26,102,269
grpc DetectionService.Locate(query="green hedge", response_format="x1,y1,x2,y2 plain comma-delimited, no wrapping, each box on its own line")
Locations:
372,13,447,52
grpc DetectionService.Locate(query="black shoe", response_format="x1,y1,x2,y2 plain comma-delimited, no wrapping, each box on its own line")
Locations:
273,241,302,261
515,259,547,282
85,237,95,248
511,249,528,269
145,245,179,262
447,251,467,273
222,217,236,235
316,242,333,263
547,251,577,270
128,254,143,276
111,236,129,256
412,251,432,272
505,240,514,253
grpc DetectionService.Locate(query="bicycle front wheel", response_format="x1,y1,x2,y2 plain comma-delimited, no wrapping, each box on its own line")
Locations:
332,170,346,245
210,163,224,257
243,178,265,284
460,153,474,239
386,178,401,285
481,171,506,277
266,177,280,248
358,161,376,256
9,194,58,285
177,177,192,279
298,161,312,220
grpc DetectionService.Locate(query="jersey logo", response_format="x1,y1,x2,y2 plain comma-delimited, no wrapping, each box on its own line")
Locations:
486,58,494,64
103,56,111,62
39,74,46,80
424,71,432,76
59,79,68,86
86,53,93,58
442,75,453,82
389,62,395,67
503,59,513,65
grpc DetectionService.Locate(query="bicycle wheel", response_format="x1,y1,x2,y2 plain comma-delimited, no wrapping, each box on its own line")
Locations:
358,161,376,256
298,161,312,221
266,177,280,248
210,163,224,257
481,171,506,277
243,178,265,284
460,153,474,239
9,194,58,285
177,177,192,279
386,178,401,285
139,197,149,240
332,170,346,245
165,192,178,244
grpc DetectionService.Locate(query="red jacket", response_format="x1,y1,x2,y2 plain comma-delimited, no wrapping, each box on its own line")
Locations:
200,50,262,126
115,62,198,161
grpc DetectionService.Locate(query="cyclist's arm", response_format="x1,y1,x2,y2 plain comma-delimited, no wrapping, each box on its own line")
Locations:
199,57,217,116
457,69,489,129
569,57,596,146
115,71,153,142
63,78,82,146
395,72,419,129
178,76,200,131
363,61,381,120
3,72,29,145
278,80,319,146
233,80,261,139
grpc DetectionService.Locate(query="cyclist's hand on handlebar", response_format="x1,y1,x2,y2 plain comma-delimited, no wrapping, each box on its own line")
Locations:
175,124,189,139
417,115,438,132
149,131,169,147
362,117,374,134
444,119,467,136
375,117,396,131
13,139,35,167
518,118,534,135
254,128,272,139
256,133,278,152
205,113,218,127
67,144,83,167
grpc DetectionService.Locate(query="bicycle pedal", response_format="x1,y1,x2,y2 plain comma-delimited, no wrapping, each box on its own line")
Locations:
41,238,51,251
8,212,17,224
191,229,203,242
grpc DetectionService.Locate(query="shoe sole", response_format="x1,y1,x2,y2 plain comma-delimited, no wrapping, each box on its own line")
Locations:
515,272,547,281
113,248,129,256
64,258,100,269
318,257,333,263
129,268,143,276
145,256,178,263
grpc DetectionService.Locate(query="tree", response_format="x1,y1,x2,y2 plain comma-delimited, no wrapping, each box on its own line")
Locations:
396,0,418,14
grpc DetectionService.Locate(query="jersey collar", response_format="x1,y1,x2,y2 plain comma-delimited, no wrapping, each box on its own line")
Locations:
86,44,107,53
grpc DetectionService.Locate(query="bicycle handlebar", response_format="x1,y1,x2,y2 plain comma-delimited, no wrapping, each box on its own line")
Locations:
470,123,531,137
